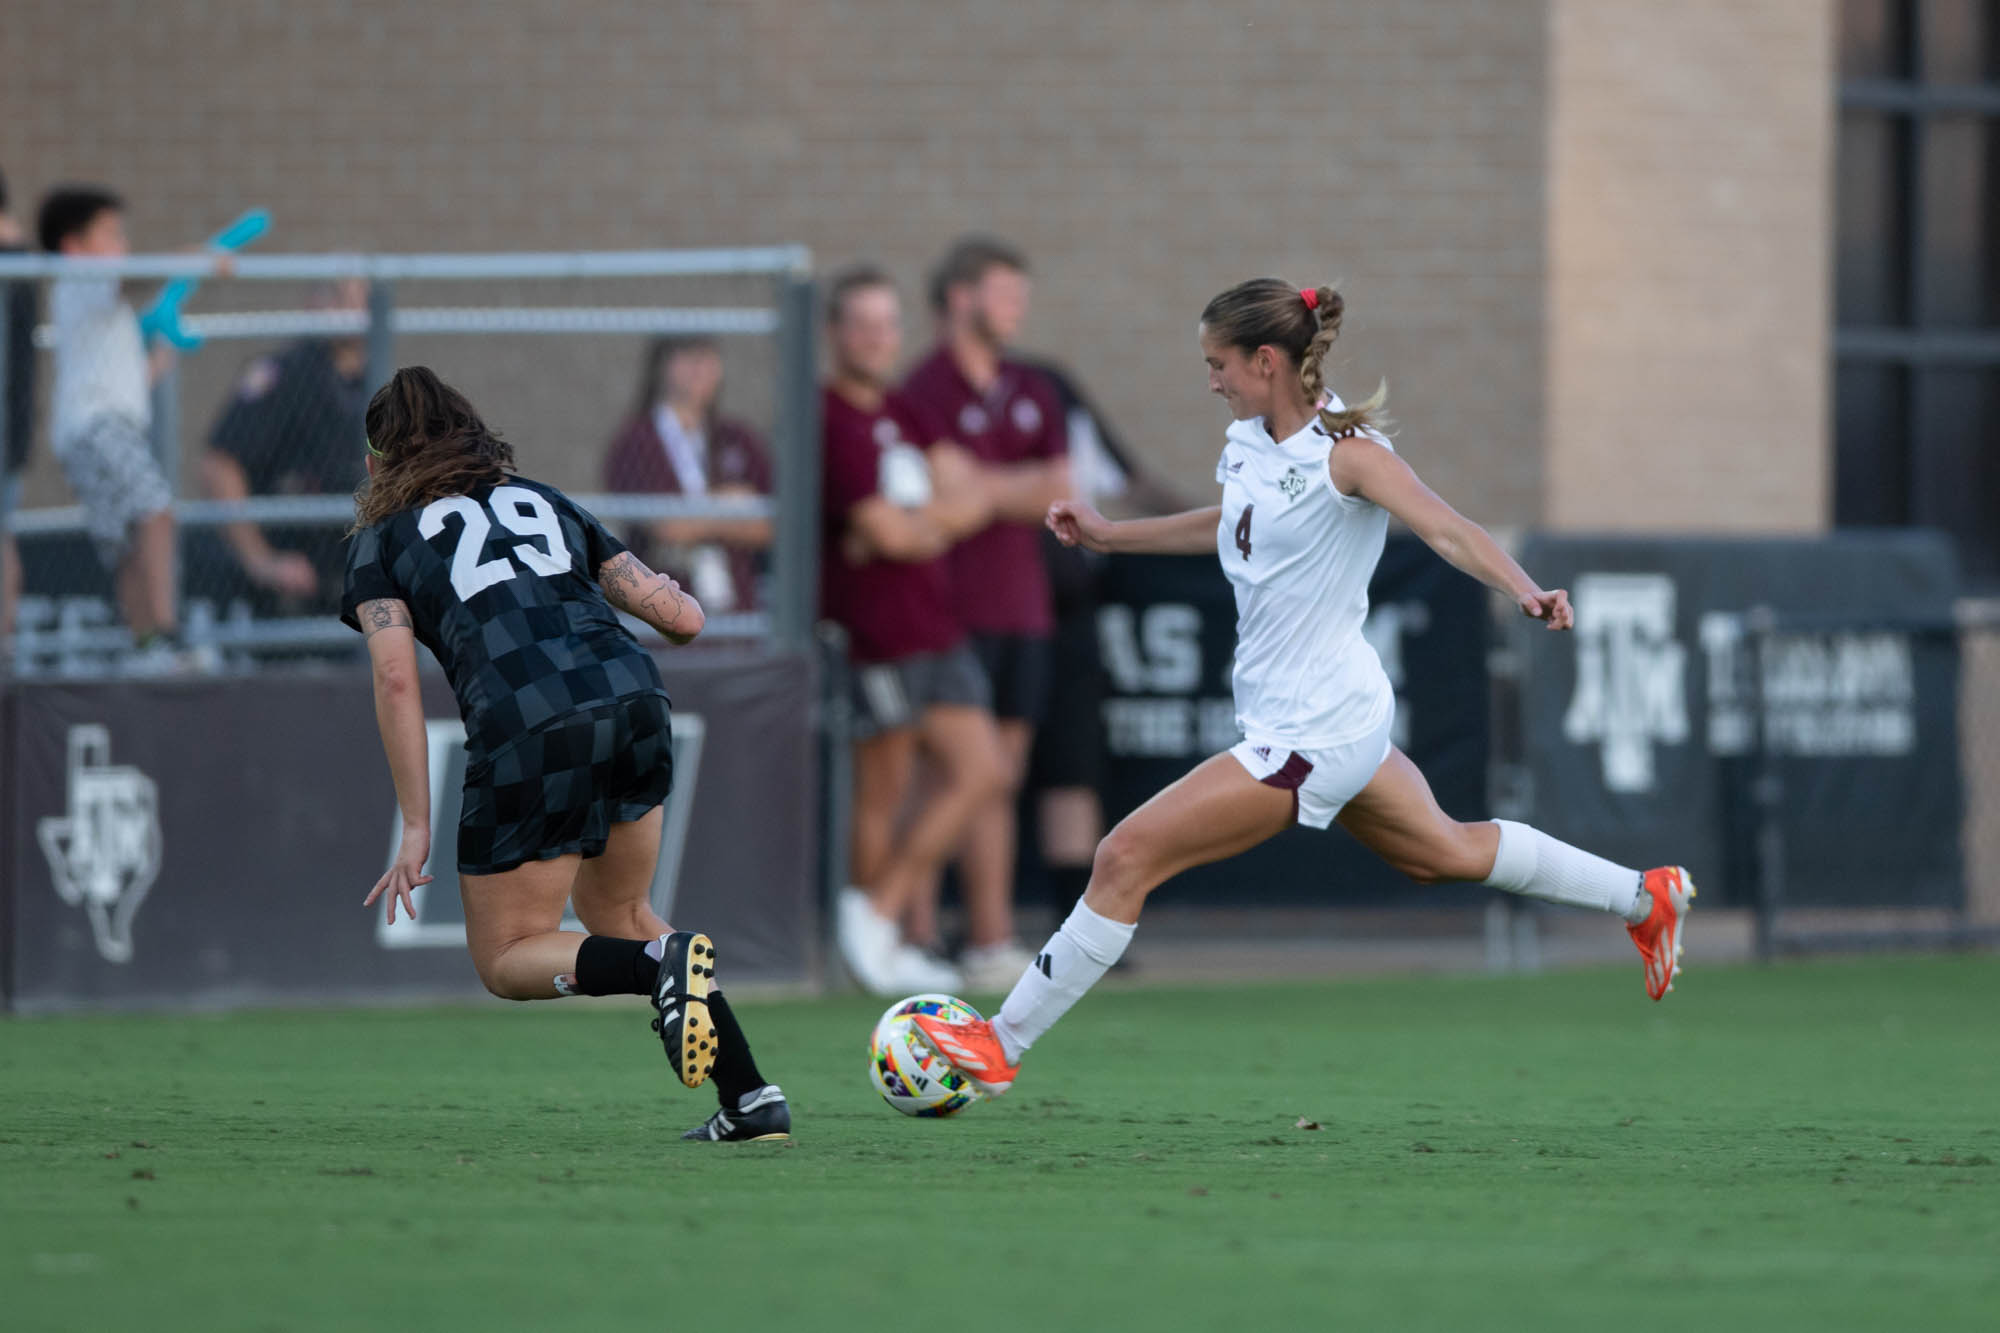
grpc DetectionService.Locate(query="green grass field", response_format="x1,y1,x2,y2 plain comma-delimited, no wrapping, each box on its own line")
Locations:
4,956,1998,1332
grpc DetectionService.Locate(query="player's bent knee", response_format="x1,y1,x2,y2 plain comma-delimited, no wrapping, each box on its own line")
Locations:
472,966,531,1001
1089,826,1155,904
468,942,538,1001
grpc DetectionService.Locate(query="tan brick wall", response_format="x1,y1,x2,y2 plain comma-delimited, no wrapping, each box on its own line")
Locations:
1544,0,1835,533
0,0,1548,515
1,1,1833,531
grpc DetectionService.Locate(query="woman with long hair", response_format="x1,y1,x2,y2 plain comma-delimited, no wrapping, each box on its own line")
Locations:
912,279,1695,1098
344,365,788,1141
603,335,774,615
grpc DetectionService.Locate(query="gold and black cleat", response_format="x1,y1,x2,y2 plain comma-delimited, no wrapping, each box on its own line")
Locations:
650,931,716,1088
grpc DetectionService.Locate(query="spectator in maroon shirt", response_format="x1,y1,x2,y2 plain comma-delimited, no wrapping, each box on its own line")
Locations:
898,236,1071,990
821,264,1008,996
604,335,772,616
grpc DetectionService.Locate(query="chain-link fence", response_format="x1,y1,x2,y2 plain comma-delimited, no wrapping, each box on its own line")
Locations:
0,250,818,674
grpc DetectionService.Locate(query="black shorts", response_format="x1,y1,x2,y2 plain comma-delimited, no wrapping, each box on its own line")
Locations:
456,690,674,875
969,632,1054,724
850,643,992,739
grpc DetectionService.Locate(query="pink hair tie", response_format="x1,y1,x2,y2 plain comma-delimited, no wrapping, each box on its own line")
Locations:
1300,288,1319,311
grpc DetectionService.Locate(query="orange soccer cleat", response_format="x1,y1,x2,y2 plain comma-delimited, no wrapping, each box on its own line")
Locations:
911,1013,1021,1097
1628,866,1696,1000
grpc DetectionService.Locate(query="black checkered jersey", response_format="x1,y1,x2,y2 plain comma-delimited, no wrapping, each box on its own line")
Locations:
341,476,667,756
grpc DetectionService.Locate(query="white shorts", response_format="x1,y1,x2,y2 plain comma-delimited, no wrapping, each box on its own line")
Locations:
1229,710,1395,829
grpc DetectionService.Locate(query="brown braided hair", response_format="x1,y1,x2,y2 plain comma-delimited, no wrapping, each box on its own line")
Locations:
351,366,516,532
1199,278,1387,437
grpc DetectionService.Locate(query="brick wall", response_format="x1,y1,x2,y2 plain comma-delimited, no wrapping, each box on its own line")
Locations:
0,0,1548,514
1544,0,1834,533
1,1,1831,531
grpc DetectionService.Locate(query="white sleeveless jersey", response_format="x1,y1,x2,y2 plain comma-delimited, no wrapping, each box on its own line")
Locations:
1214,407,1395,749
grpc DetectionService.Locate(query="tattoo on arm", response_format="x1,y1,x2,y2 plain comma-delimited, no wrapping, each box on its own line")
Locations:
597,552,646,606
597,551,692,635
636,580,688,631
359,598,413,639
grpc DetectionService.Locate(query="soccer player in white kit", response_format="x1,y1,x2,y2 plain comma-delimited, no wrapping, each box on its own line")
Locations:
915,278,1695,1097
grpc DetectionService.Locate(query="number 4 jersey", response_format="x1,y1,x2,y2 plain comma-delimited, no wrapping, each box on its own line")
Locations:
1215,407,1395,750
341,476,667,756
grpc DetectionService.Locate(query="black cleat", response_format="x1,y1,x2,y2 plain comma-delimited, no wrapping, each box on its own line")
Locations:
683,1084,791,1142
650,931,716,1089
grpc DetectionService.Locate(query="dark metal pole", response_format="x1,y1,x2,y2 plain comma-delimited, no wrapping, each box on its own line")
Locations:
1747,605,1785,960
365,279,396,394
150,360,182,631
817,619,855,989
0,280,12,474
768,268,819,654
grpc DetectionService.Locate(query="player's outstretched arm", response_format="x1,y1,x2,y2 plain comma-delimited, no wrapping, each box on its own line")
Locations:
597,551,705,645
358,597,433,923
1047,500,1222,555
1330,437,1573,630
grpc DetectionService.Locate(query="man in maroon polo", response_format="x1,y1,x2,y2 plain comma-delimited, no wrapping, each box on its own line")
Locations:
897,236,1071,990
820,264,1007,996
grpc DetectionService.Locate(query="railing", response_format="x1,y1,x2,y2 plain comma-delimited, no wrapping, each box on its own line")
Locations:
0,248,819,673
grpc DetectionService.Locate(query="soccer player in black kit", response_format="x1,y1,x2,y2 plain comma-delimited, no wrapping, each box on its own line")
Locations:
342,366,788,1142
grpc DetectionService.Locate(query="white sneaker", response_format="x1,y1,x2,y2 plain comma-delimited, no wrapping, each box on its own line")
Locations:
958,941,1035,993
886,944,963,995
835,888,900,994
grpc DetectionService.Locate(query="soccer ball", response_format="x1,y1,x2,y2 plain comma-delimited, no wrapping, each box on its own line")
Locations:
868,993,984,1117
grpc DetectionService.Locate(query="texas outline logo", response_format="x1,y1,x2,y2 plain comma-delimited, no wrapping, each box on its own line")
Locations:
37,725,162,964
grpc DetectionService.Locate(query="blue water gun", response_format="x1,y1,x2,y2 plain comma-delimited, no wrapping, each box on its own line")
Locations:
138,209,270,349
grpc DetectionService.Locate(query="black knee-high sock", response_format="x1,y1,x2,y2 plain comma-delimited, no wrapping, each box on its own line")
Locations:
705,989,769,1106
572,936,660,996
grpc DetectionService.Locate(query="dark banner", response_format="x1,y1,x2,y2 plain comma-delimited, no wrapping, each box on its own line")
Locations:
1518,532,1963,908
1,649,818,1012
1095,536,1490,907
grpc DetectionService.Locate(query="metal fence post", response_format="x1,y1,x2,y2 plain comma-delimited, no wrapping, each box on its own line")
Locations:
768,268,819,654
0,279,12,475
1747,605,1785,960
365,279,396,394
817,620,855,990
150,358,181,493
151,358,182,626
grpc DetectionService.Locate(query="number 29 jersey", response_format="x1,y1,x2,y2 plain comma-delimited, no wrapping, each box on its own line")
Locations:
1215,410,1395,750
340,476,666,757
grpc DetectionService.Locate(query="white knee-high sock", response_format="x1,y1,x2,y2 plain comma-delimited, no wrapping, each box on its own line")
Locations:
990,901,1136,1063
1484,820,1649,923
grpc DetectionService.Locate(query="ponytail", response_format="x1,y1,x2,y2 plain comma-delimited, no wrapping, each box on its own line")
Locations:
1200,277,1388,436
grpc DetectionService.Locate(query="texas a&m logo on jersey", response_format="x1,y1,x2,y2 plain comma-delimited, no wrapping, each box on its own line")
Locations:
1277,467,1308,501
